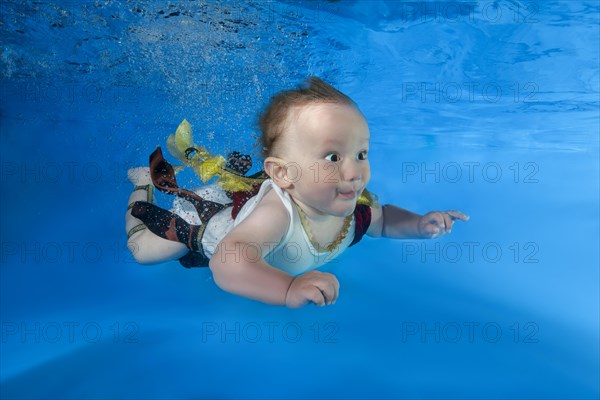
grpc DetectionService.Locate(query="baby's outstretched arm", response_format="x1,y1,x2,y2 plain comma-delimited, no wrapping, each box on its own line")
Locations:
367,203,469,239
209,192,339,308
125,167,188,264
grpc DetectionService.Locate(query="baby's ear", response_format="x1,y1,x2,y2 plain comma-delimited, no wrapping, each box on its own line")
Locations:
264,157,293,189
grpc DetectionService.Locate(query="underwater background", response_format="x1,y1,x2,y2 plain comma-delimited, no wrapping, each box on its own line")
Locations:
1,1,599,399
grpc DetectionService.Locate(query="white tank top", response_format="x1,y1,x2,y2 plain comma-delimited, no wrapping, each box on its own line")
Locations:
173,179,355,276
233,179,355,276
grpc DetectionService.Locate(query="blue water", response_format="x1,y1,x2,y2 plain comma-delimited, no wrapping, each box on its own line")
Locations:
1,1,598,399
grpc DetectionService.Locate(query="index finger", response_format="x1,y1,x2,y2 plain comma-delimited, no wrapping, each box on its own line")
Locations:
447,210,469,221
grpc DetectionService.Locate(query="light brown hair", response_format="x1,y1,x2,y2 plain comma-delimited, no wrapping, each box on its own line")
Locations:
257,77,357,159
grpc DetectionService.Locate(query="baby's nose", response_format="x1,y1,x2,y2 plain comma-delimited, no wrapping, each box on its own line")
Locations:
341,161,362,182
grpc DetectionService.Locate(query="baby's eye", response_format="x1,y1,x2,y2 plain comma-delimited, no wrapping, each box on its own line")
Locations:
324,153,340,162
357,150,368,161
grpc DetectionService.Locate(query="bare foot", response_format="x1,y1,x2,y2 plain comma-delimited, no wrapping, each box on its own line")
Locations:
128,167,152,186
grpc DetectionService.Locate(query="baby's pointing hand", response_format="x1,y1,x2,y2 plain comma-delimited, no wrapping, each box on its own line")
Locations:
418,210,469,239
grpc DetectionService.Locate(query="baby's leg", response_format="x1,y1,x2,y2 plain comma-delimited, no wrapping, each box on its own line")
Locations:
125,167,188,264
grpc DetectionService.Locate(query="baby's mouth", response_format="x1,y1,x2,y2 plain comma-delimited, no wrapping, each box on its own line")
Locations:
338,190,357,199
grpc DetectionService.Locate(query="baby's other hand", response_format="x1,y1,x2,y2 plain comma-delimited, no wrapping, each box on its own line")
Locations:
418,210,469,238
285,270,340,308
127,167,152,186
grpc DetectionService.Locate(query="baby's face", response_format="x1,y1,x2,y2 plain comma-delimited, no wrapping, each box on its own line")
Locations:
278,102,371,217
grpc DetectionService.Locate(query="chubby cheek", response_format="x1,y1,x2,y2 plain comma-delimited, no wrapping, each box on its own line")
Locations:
312,174,339,200
311,163,340,187
361,164,371,187
294,162,332,196
305,162,340,186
